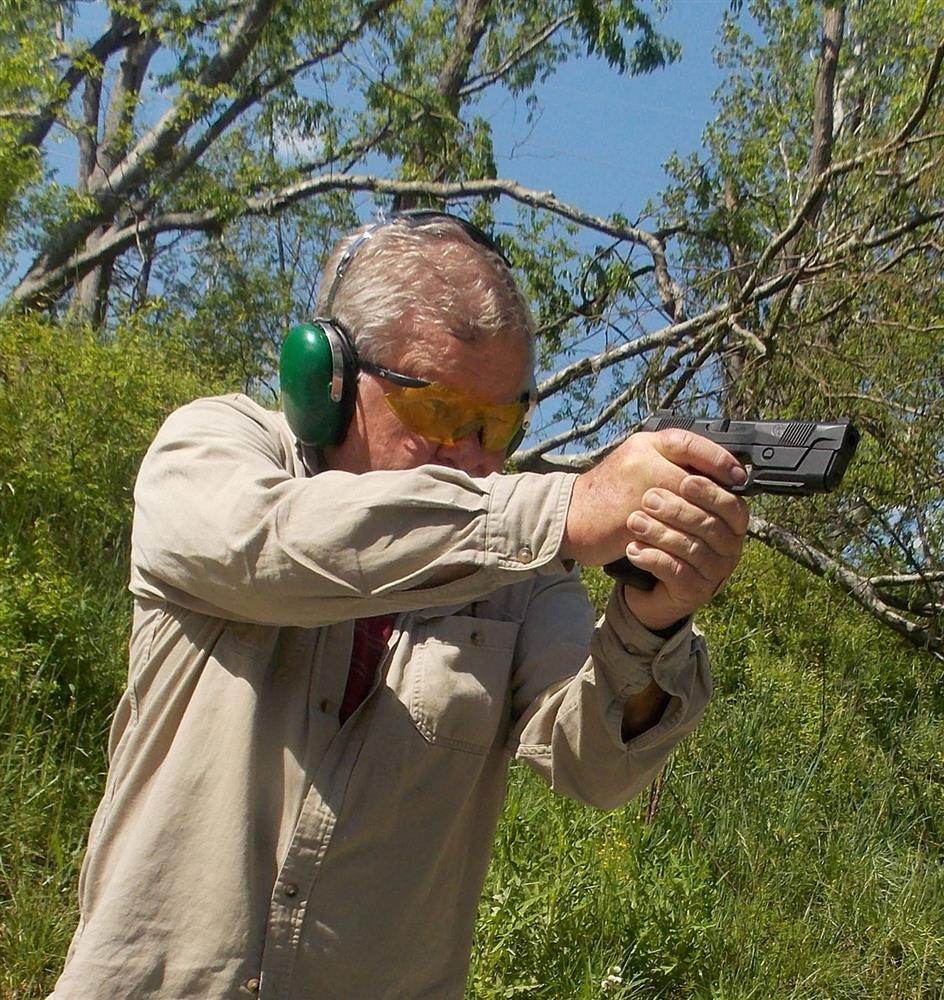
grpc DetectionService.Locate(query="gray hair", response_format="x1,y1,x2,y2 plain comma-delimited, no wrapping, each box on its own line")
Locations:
315,215,535,369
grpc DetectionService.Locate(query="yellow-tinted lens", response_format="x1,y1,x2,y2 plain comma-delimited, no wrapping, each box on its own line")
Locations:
381,383,528,451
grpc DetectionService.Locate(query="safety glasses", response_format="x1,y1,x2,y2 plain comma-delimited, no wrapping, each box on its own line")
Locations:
360,358,533,453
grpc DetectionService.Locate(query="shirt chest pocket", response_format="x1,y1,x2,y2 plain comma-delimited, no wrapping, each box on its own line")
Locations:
405,614,520,755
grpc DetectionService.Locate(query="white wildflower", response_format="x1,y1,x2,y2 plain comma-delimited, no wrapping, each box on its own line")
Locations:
601,967,623,994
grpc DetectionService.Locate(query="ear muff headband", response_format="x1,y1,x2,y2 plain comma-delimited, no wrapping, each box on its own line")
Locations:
280,320,358,448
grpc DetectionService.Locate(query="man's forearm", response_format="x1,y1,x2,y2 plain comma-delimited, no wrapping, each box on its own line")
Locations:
621,679,671,740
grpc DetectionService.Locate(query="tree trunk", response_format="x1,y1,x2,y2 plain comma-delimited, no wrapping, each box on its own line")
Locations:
394,0,492,210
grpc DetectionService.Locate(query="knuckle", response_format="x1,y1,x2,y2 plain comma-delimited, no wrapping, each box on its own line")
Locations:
668,558,688,582
702,512,721,538
674,429,700,454
736,502,751,533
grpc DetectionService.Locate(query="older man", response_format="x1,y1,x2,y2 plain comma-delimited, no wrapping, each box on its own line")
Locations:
52,211,747,999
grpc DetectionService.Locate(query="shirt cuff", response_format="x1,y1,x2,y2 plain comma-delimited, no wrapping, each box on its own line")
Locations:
592,586,694,699
487,471,577,574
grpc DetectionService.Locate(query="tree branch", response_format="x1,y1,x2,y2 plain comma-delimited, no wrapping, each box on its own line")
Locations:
10,172,687,309
15,6,155,152
740,37,944,304
518,382,639,460
749,515,941,654
14,0,277,299
156,0,400,200
459,14,576,97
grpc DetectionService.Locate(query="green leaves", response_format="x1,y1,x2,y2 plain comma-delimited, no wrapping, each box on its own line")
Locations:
573,0,680,73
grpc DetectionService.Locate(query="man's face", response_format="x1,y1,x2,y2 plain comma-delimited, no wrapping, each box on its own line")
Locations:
322,323,532,477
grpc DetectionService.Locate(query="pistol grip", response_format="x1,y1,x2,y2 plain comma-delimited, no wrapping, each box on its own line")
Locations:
602,556,658,591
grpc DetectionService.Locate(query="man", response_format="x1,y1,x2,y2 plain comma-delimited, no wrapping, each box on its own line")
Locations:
52,211,748,998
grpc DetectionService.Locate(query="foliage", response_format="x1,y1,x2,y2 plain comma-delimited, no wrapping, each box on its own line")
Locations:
648,0,944,651
0,313,229,994
2,0,941,647
470,546,943,999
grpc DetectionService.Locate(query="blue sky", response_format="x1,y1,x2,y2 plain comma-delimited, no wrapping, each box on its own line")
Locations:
35,0,735,299
482,1,731,221
31,0,738,443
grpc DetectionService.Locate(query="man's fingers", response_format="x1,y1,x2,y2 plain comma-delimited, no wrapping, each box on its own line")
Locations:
651,428,747,488
623,540,714,597
626,517,736,583
678,476,750,536
641,480,749,545
617,435,750,628
625,479,748,609
629,508,735,564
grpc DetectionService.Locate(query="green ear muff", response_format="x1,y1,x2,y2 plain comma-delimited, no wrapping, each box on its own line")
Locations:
279,321,357,448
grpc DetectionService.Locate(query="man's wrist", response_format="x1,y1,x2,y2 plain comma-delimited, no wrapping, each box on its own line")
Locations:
620,584,692,635
647,616,689,639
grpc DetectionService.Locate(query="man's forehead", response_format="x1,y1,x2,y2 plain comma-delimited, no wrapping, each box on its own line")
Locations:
391,323,532,399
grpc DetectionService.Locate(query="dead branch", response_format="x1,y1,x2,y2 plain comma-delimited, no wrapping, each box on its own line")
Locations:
749,515,941,654
10,172,686,312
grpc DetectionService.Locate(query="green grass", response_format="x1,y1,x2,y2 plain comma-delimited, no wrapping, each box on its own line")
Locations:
468,551,944,999
2,544,941,999
0,551,127,998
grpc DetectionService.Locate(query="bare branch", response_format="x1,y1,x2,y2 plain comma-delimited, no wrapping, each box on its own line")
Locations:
521,382,639,459
749,516,941,653
536,322,695,401
394,0,494,211
517,325,723,465
438,0,491,107
16,5,155,151
893,39,944,145
13,0,276,301
740,38,944,303
0,108,43,121
89,0,276,201
810,4,845,182
261,173,684,319
10,172,688,310
158,0,400,199
728,320,767,357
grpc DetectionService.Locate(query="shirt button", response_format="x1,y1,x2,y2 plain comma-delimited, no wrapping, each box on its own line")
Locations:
245,978,260,993
283,883,298,898
470,630,482,646
516,545,533,564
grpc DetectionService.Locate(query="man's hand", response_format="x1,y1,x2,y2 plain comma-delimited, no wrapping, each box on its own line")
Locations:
620,471,749,629
561,428,749,630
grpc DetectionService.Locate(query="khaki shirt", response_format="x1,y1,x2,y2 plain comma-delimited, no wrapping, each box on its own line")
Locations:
52,395,711,1000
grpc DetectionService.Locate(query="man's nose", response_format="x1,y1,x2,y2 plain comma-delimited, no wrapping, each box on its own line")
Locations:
435,431,502,476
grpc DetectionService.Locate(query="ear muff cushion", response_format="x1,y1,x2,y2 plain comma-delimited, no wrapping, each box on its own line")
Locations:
280,321,358,447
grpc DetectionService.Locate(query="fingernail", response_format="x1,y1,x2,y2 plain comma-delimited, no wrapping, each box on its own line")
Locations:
680,477,702,498
625,541,642,556
628,513,649,533
644,491,663,511
729,465,748,485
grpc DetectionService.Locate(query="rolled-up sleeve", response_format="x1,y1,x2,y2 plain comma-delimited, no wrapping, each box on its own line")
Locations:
130,395,576,626
511,583,712,810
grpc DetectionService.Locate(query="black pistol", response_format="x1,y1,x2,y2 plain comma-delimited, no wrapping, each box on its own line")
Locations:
605,412,860,590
